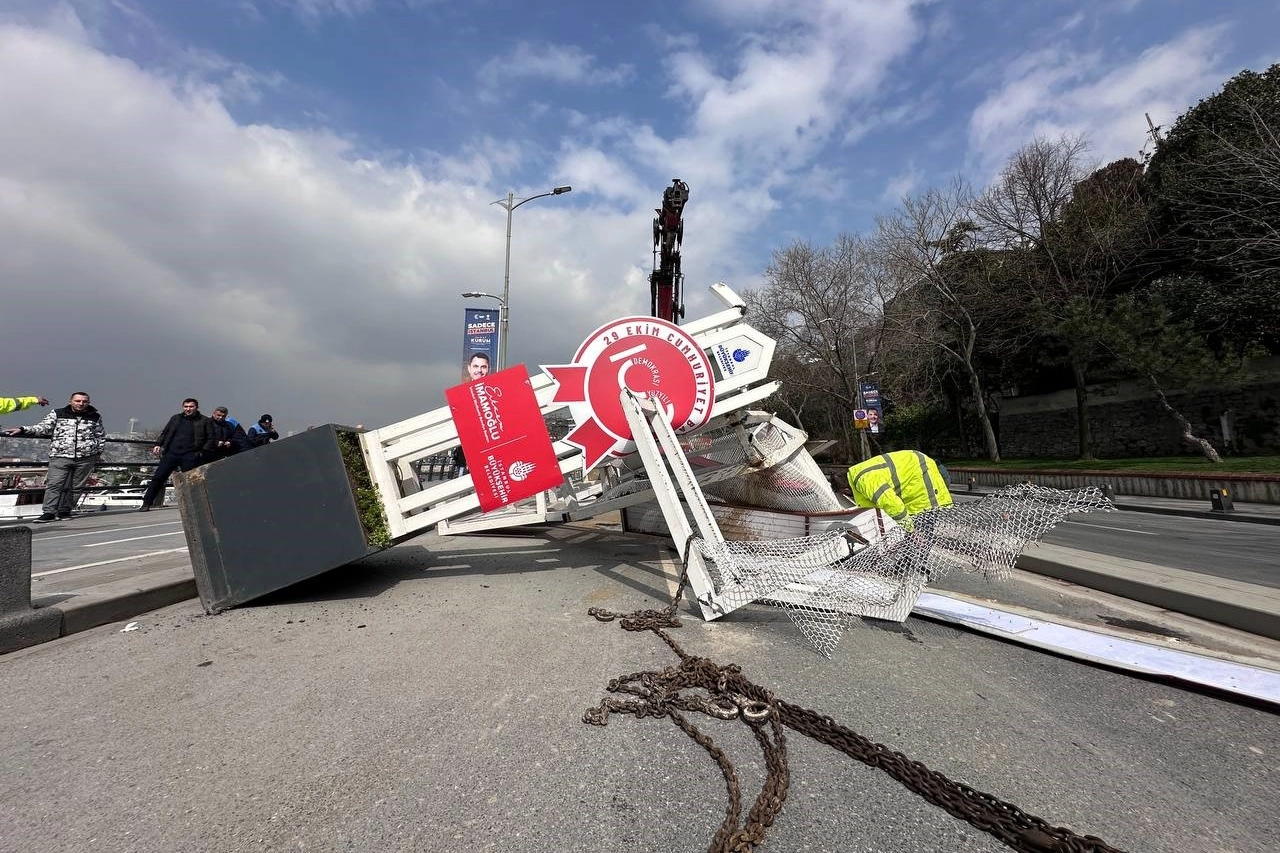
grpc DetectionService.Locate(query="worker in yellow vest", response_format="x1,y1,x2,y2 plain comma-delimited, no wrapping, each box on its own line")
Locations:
846,450,952,530
2,395,49,415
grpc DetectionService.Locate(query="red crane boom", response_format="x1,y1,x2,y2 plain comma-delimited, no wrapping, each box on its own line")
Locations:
649,178,689,323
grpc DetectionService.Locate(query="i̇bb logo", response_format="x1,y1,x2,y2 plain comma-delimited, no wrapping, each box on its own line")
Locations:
544,317,715,471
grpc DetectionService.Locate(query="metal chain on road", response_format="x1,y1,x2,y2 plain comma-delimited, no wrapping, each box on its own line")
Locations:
583,539,1130,853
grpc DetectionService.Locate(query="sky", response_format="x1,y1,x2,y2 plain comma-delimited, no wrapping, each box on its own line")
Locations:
2,0,1277,434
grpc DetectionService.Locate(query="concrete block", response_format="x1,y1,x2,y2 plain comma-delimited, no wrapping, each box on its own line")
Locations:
0,526,63,654
177,425,381,613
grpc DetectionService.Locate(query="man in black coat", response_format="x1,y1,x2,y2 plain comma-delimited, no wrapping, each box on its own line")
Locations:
138,398,217,511
210,406,249,461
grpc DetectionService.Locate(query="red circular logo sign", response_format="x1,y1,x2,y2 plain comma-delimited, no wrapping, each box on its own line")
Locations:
545,317,716,470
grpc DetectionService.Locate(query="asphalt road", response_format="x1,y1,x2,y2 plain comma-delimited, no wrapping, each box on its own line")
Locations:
23,499,1280,601
2,524,1277,853
1042,508,1280,588
23,509,190,604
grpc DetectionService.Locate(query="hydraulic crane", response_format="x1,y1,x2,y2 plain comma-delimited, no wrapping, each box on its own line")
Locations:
649,178,689,323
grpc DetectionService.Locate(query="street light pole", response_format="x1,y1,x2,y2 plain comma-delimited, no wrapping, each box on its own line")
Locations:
490,185,572,370
820,317,870,461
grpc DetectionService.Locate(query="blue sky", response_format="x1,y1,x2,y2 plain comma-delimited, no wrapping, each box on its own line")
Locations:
2,0,1277,431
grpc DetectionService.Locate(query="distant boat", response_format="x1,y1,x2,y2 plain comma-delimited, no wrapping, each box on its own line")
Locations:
80,486,175,510
0,485,175,519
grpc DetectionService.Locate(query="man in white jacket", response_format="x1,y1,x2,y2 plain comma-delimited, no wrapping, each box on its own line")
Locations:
2,391,106,522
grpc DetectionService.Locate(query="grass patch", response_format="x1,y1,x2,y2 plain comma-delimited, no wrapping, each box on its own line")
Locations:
949,455,1280,475
336,429,393,550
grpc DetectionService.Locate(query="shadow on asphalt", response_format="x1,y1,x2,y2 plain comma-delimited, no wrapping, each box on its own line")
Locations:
244,537,598,608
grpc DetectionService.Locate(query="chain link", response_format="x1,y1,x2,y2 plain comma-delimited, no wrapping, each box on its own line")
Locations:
582,541,1130,853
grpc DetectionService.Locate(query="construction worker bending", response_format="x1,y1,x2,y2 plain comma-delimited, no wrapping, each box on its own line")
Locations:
846,450,953,531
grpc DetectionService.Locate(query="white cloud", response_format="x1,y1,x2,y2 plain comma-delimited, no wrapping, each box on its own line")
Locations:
477,42,635,103
0,21,620,428
967,24,1231,176
880,164,924,204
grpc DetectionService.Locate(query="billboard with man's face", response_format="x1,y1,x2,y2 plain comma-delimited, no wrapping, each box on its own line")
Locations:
462,308,500,380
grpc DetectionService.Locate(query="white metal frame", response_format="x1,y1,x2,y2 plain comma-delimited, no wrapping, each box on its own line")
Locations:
356,283,780,541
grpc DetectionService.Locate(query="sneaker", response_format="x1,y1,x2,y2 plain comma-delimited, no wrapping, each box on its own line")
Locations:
136,506,151,513
33,513,57,523
56,513,73,520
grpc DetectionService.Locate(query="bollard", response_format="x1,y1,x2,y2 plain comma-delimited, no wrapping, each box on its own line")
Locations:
0,526,63,654
1101,484,1115,501
1209,487,1234,512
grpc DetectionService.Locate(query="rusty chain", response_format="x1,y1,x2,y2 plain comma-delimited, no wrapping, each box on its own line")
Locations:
583,539,1130,853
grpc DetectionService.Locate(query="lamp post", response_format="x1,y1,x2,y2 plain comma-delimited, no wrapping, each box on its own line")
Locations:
460,291,508,369
489,185,572,370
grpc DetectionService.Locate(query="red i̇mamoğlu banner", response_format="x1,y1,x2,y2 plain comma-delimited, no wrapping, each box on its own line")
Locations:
445,364,564,512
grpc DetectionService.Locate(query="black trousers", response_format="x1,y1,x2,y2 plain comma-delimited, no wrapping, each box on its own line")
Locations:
140,451,200,506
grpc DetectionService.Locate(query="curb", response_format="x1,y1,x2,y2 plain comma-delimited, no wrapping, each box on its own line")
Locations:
1017,544,1280,643
50,572,198,637
1113,503,1280,526
21,551,1279,651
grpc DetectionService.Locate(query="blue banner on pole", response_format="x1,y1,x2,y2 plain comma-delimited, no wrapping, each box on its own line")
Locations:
859,380,882,433
462,308,500,380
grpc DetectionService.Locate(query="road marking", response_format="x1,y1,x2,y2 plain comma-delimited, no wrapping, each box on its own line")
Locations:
84,531,184,547
32,547,189,577
42,521,182,541
1063,520,1157,535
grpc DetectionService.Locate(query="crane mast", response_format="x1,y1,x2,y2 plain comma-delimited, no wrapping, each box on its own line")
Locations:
649,178,689,323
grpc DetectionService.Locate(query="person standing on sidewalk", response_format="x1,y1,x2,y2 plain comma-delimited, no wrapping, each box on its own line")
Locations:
138,398,217,512
1,391,106,522
1,395,49,416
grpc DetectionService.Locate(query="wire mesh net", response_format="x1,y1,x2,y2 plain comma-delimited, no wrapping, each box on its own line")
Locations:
691,484,1114,657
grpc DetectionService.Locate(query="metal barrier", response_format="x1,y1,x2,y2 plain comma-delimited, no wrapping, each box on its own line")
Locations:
0,436,181,518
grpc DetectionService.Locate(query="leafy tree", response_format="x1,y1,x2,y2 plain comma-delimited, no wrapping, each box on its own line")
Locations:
1098,293,1239,461
1146,64,1280,354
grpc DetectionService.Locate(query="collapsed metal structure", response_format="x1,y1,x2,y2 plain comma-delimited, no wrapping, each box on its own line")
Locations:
351,284,1109,654
181,282,1107,657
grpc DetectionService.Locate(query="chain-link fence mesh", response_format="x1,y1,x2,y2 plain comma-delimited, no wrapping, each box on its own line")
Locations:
692,484,1114,656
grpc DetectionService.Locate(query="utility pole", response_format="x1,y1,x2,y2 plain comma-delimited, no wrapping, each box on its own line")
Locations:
820,317,870,461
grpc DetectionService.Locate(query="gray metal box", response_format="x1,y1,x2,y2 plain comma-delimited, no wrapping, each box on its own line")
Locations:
178,424,383,613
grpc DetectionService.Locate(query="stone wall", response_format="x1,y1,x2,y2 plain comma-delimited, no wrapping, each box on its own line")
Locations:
998,358,1280,458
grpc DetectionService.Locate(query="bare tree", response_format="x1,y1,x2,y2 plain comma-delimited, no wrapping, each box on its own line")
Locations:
870,178,1008,461
971,136,1098,456
974,137,1161,459
743,236,882,460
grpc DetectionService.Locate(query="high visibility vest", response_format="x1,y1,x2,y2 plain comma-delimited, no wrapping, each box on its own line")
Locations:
846,450,953,528
0,396,41,416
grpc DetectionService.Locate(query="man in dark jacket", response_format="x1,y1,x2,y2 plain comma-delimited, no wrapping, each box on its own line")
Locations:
2,391,105,522
138,398,217,511
210,406,248,461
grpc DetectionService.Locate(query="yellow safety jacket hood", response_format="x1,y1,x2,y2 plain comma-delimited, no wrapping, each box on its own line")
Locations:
847,450,953,528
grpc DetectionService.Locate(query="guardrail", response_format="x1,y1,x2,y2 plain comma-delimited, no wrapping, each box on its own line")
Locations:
817,462,1280,505
1,437,177,516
